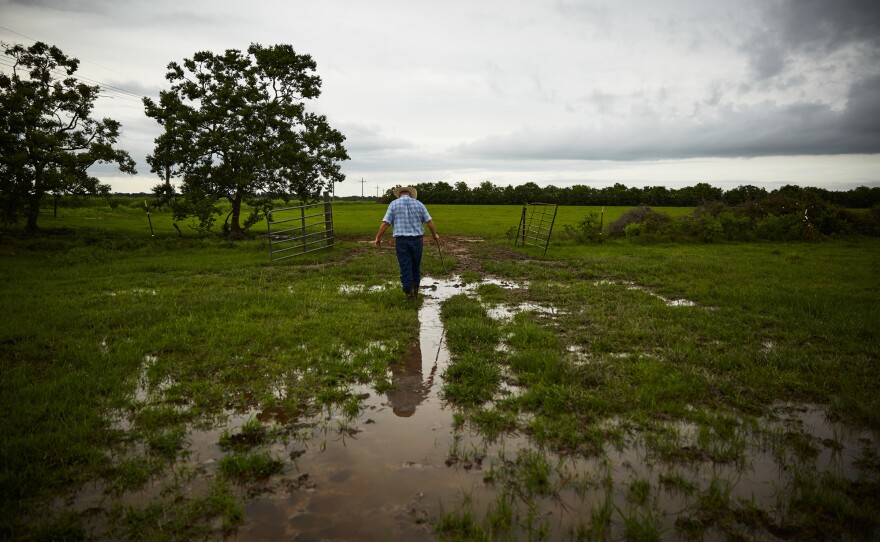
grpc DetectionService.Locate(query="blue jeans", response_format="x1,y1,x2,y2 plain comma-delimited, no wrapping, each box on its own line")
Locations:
395,236,423,295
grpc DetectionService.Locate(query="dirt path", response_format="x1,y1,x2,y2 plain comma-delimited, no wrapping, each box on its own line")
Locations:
344,234,528,275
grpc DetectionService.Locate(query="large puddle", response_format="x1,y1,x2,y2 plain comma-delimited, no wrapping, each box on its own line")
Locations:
232,276,524,539
62,276,878,540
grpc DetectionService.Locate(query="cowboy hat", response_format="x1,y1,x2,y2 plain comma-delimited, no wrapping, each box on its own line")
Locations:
393,186,418,199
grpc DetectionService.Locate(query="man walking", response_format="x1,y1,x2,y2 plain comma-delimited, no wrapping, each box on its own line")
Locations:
374,186,440,299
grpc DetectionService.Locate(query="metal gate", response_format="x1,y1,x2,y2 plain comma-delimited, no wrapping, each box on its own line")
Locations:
267,192,334,261
515,202,558,257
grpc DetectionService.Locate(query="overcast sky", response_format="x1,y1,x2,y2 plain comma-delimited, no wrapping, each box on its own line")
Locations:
2,0,879,196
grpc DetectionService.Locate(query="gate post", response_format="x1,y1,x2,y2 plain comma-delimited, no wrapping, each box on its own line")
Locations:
300,205,307,253
323,191,334,248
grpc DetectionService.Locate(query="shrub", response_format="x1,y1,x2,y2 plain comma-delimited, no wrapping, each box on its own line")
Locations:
623,222,642,238
562,212,604,243
755,214,803,241
717,212,755,241
855,205,880,236
681,213,725,242
605,206,671,238
606,197,880,243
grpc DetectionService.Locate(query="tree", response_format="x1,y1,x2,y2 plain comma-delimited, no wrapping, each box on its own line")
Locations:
453,181,472,204
144,43,349,238
0,42,136,231
432,181,455,204
679,182,724,206
642,185,672,206
471,181,500,204
542,184,564,204
512,182,542,204
722,185,768,206
570,184,599,205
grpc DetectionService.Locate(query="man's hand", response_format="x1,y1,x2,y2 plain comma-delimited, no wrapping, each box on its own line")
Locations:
375,222,390,246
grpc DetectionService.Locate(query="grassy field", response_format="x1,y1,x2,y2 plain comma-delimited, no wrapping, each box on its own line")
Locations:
35,200,690,239
1,202,878,541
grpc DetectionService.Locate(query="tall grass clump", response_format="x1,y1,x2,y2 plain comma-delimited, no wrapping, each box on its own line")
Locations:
441,293,503,405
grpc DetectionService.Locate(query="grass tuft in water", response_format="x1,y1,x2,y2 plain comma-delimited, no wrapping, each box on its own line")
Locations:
218,451,284,482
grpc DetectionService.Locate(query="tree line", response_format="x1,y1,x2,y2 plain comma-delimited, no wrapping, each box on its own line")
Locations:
379,181,880,208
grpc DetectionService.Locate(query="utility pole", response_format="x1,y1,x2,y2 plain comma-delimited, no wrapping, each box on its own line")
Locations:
360,177,365,197
376,185,380,198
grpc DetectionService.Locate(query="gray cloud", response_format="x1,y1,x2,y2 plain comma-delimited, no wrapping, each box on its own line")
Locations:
553,1,613,30
841,74,880,135
744,0,880,80
7,0,116,12
339,124,416,155
773,0,880,53
745,34,787,80
452,76,880,161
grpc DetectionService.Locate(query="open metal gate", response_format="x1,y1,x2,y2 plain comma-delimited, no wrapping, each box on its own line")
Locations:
515,202,558,257
267,192,334,261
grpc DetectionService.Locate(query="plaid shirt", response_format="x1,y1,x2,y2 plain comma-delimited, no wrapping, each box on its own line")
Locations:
382,195,432,237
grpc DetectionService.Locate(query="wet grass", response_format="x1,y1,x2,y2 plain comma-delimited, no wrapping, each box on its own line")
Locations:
0,226,423,538
438,238,880,540
2,205,879,540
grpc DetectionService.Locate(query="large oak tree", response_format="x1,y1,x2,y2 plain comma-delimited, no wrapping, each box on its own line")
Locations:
0,42,136,231
144,43,348,238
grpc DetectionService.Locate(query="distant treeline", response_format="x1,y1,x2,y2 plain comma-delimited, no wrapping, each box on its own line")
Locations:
380,182,880,208
111,181,880,208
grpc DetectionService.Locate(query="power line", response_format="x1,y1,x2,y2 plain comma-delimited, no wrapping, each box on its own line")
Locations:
0,25,143,86
0,28,151,103
0,54,146,105
0,25,37,43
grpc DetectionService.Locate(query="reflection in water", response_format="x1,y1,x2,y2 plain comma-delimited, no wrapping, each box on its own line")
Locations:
386,341,431,417
385,278,454,417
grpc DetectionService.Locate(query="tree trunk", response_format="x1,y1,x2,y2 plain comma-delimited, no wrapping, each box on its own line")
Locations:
229,192,244,239
25,200,40,233
25,167,44,233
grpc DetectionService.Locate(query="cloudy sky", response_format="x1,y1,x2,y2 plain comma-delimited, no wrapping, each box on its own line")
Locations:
2,0,879,196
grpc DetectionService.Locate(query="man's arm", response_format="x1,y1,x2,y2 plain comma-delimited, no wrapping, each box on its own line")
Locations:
426,219,439,241
374,221,390,246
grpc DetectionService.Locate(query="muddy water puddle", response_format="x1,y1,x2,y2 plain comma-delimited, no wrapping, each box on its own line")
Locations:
227,278,878,540
231,276,525,539
69,276,879,540
87,276,529,539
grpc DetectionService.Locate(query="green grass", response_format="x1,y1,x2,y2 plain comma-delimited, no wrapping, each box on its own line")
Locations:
2,202,879,540
0,213,417,538
33,198,691,240
435,235,879,538
218,451,284,481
